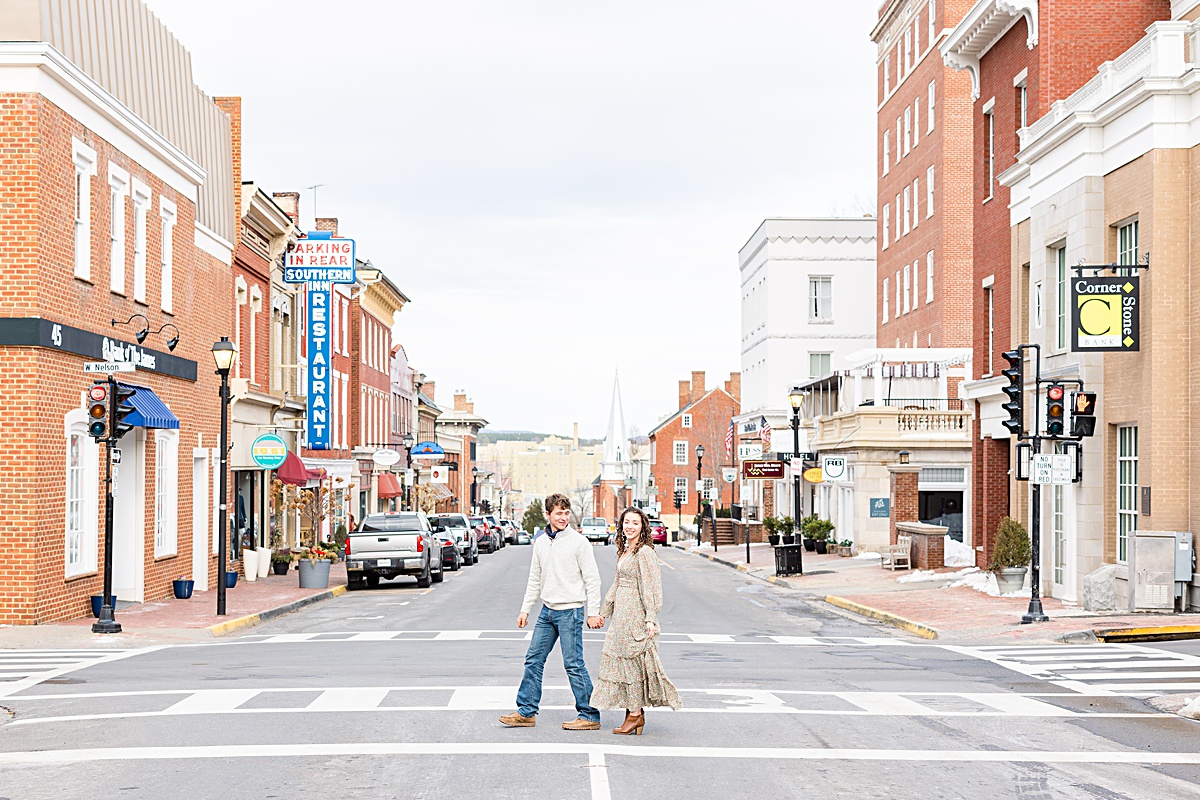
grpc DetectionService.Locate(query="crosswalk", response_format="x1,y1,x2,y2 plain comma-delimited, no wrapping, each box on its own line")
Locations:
5,684,1158,727
234,630,923,647
948,643,1200,696
0,649,149,698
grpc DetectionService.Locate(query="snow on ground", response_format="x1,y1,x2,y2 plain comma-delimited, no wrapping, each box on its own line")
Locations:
944,535,974,567
948,569,1027,597
897,567,978,584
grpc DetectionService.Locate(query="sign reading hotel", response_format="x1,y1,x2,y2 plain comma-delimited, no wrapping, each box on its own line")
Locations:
285,231,357,450
742,460,785,480
1072,276,1139,352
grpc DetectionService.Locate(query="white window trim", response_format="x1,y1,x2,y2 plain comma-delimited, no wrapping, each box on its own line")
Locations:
160,197,177,313
1117,425,1138,563
926,251,934,303
882,205,890,249
903,187,911,234
895,271,901,314
681,414,692,429
913,99,920,148
673,440,689,466
674,476,688,506
904,107,912,155
64,409,100,578
982,98,996,202
882,277,890,323
927,80,936,133
902,264,911,313
809,275,833,322
234,275,248,375
1055,246,1067,350
926,165,935,218
72,139,97,281
1034,280,1044,328
131,179,151,304
895,194,901,238
249,285,262,386
912,260,921,307
883,130,890,176
154,429,179,557
108,163,130,295
912,179,919,229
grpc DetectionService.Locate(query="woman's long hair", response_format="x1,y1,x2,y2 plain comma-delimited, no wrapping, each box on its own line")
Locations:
615,506,653,557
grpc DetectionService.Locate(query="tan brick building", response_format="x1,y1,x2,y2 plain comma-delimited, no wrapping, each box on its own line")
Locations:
872,0,975,351
0,0,235,622
1003,12,1200,607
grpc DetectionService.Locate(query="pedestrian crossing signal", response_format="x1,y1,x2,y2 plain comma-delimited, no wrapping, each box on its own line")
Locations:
87,382,108,440
1070,391,1097,437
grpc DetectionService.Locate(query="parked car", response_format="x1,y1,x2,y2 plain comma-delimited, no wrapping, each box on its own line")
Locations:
516,531,532,545
430,513,478,566
580,516,612,545
470,516,499,553
647,517,668,545
437,531,461,571
482,514,505,548
499,519,520,544
346,512,443,590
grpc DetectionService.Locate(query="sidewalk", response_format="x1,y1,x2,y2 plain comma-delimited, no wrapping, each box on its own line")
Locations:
0,564,347,649
668,541,1200,644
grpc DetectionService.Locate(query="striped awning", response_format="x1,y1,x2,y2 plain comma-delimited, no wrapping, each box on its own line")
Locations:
122,384,180,429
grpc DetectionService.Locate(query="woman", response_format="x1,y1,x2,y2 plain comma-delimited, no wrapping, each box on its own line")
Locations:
590,506,682,734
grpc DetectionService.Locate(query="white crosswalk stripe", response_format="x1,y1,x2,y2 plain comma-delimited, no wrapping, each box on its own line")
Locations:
234,630,924,647
0,648,153,698
5,685,1160,725
948,643,1200,696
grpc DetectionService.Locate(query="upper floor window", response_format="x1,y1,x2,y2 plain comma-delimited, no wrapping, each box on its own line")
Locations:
884,53,890,95
809,276,832,321
983,103,996,201
926,166,935,217
882,277,890,323
904,27,912,73
1118,219,1139,275
928,81,936,132
882,205,890,249
673,441,688,465
682,414,692,429
904,107,912,155
902,264,911,313
903,187,911,234
911,179,919,229
160,198,177,313
72,139,97,281
926,251,935,303
131,180,151,305
1055,246,1068,350
913,100,920,148
809,352,831,379
108,163,130,295
883,130,890,175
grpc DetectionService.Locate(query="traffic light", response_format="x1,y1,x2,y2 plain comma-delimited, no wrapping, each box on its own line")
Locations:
112,384,138,439
87,382,108,440
1045,383,1066,437
1000,350,1023,436
1070,391,1098,437
672,489,683,510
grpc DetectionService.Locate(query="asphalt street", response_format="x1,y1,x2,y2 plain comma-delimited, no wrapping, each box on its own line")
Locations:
3,543,1200,799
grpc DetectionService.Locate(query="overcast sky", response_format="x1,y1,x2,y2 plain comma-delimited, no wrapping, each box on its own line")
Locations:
148,0,876,440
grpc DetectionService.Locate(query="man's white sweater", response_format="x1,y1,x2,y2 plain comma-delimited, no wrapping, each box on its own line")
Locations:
520,527,602,616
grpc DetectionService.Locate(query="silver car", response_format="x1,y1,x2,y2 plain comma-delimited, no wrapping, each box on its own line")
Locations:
430,513,479,566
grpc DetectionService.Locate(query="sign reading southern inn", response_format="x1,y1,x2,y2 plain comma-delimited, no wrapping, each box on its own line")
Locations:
1072,275,1139,352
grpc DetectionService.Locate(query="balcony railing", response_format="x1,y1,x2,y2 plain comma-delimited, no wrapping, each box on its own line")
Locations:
859,398,965,412
809,405,971,450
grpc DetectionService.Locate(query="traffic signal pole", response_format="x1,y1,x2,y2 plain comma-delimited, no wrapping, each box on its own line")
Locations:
92,373,121,634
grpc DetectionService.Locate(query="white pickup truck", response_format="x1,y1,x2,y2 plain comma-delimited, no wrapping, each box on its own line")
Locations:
580,517,612,545
346,512,443,591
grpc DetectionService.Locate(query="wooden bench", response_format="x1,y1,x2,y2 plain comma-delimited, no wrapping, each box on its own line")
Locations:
882,535,912,571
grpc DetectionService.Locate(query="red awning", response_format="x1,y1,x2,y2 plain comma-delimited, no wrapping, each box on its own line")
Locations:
276,451,308,486
378,472,404,499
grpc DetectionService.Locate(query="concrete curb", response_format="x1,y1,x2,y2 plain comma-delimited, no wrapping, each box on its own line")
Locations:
207,584,347,637
823,595,940,640
667,544,779,584
1093,624,1200,643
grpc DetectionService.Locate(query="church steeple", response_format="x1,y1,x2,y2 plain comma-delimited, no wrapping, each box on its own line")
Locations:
600,371,628,481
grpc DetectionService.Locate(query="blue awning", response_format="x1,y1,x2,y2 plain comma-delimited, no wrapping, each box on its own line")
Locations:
123,384,180,430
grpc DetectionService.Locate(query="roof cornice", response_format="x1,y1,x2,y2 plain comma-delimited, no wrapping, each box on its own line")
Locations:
941,0,1038,101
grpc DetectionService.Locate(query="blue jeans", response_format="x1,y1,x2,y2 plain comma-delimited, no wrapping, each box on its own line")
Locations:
516,605,599,721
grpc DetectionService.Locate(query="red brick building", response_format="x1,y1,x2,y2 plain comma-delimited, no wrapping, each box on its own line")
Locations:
649,371,740,531
872,0,976,351
944,0,1169,568
0,0,235,622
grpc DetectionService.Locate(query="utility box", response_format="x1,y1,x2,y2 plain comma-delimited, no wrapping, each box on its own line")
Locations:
1130,531,1176,611
1174,531,1194,582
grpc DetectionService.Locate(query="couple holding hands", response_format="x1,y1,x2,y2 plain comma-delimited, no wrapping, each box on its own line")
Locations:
499,494,681,735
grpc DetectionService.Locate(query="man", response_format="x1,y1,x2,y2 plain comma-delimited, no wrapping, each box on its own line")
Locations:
499,493,603,730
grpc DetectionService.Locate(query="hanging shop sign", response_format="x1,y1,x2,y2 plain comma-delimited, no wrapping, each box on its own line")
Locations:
410,441,446,461
1072,276,1139,352
0,318,196,380
742,460,785,480
250,433,288,470
802,467,824,484
737,442,763,460
869,498,890,518
284,231,358,450
372,448,401,467
821,456,847,482
430,464,451,484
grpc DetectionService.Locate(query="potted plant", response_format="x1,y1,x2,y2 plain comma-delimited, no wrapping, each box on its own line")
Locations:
270,549,294,576
225,561,239,589
806,518,834,555
989,516,1032,593
799,514,819,552
172,574,194,599
297,544,338,589
836,539,853,557
763,516,781,547
780,516,796,545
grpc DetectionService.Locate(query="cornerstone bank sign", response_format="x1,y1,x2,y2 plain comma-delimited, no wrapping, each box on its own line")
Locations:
284,232,356,449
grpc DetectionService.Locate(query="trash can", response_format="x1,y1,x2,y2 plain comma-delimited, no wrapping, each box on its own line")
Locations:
774,544,803,577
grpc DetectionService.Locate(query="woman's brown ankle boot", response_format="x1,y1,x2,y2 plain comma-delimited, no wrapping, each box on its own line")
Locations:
612,710,644,735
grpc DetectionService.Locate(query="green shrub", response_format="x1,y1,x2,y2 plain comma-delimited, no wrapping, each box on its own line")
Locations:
989,516,1031,571
761,516,778,535
803,517,834,541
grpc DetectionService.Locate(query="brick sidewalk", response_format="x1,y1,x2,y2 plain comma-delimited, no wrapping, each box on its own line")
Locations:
670,542,1200,643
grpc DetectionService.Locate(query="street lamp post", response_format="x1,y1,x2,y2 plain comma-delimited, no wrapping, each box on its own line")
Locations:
695,444,705,546
789,388,807,576
402,432,415,511
471,466,479,516
212,337,238,616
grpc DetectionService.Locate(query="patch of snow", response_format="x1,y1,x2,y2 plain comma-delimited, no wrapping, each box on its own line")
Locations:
853,552,883,560
948,570,1026,597
897,567,978,584
944,536,975,567
1180,696,1200,721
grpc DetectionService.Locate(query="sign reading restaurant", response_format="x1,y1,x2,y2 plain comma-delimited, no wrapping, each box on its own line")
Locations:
284,232,357,450
1072,275,1139,352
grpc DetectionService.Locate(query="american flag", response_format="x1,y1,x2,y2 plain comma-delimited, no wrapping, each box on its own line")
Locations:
725,419,735,458
758,415,772,446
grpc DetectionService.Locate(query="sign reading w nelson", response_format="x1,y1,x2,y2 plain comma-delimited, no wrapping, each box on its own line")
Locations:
1072,275,1139,352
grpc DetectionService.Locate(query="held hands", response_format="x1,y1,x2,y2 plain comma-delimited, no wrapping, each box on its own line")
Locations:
517,613,528,629
587,616,605,629
646,620,659,638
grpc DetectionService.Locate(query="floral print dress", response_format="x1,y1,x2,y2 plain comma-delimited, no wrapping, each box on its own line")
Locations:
590,545,682,711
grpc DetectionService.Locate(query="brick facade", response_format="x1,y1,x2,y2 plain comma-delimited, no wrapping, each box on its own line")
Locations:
888,466,920,544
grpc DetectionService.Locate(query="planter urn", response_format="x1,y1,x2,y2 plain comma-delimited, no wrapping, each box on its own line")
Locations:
995,567,1028,594
257,548,273,578
172,579,194,599
814,540,829,555
225,570,239,589
271,560,291,576
241,549,259,582
298,559,332,589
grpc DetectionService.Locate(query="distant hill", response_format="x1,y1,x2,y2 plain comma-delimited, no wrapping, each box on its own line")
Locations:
479,429,603,447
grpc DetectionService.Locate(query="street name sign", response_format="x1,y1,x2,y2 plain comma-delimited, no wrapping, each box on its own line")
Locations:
742,460,785,480
84,361,136,374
